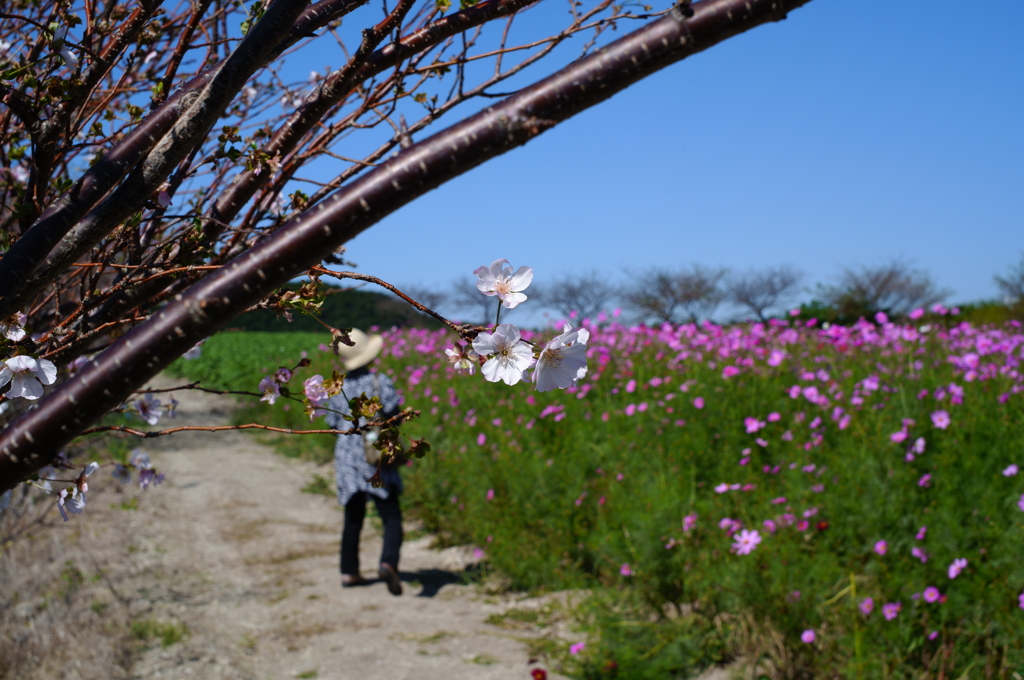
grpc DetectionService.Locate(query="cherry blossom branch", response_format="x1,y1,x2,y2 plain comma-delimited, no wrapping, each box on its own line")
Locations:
0,0,813,493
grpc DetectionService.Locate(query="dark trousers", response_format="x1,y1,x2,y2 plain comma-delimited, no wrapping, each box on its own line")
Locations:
341,486,403,575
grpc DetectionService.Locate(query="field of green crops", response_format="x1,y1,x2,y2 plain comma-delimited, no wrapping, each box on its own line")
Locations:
170,314,1024,679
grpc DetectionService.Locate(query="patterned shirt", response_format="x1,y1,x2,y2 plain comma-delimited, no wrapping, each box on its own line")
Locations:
324,369,402,505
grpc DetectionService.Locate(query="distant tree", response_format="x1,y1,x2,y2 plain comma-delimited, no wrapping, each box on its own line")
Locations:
726,265,803,322
994,255,1024,303
624,265,727,325
539,272,617,322
448,278,504,326
399,285,449,317
821,261,948,319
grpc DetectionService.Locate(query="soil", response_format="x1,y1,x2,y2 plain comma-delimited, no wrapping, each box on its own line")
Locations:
2,375,573,680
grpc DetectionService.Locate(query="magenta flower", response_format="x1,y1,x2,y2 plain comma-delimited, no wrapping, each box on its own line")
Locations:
800,629,815,644
912,546,929,563
619,564,633,577
763,519,777,533
569,642,586,655
682,514,697,532
923,587,941,603
1003,464,1019,477
859,597,874,615
1017,494,1024,512
486,488,495,501
882,602,901,620
928,630,939,641
732,529,762,555
874,540,888,555
948,558,967,579
477,433,487,446
472,547,485,560
714,483,730,494
693,397,704,409
1019,591,1024,610
918,473,931,488
625,379,637,393
744,417,764,433
915,526,927,540
931,410,951,429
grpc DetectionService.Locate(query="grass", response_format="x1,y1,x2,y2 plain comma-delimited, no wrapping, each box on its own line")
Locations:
130,619,189,648
171,318,1024,678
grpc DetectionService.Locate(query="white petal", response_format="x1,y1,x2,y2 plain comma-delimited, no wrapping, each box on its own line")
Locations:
9,374,43,399
509,266,533,291
0,366,12,389
500,291,527,309
33,359,58,385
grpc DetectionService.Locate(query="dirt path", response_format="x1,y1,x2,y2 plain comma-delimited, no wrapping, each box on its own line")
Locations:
5,376,574,680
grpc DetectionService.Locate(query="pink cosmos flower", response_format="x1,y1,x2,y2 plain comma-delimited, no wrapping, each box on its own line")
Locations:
928,630,939,641
477,433,487,446
1019,591,1024,610
569,642,586,655
472,547,485,560
1003,464,1019,477
915,526,927,540
732,529,762,555
923,587,940,603
714,483,730,494
796,520,809,531
1018,494,1024,512
682,514,697,532
909,308,925,320
486,488,495,500
918,474,931,488
801,629,815,644
473,258,533,308
859,597,874,615
625,379,637,393
948,558,967,579
912,546,929,563
874,540,888,555
767,350,785,367
744,417,765,433
890,430,908,443
763,519,777,533
693,397,704,409
619,564,633,577
931,410,951,429
767,412,781,422
912,437,926,454
882,602,901,620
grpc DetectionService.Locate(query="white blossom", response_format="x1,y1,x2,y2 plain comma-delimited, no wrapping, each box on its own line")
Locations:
136,393,162,425
472,324,534,386
0,355,58,400
445,343,479,375
533,323,590,392
474,259,533,309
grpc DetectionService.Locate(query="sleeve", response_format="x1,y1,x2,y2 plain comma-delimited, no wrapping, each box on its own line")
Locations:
377,373,402,419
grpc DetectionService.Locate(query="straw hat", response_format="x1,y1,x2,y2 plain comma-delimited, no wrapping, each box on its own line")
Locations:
335,328,384,371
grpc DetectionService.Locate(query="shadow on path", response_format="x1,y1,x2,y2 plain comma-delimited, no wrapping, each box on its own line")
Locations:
398,568,466,597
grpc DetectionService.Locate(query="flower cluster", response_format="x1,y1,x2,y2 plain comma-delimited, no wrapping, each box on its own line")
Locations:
447,260,590,392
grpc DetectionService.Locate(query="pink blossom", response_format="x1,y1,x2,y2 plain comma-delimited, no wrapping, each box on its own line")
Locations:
923,587,940,603
473,547,485,560
796,520,809,531
912,546,929,563
882,602,901,620
916,526,927,540
763,519,777,533
874,540,888,555
948,558,967,579
1003,464,1019,477
714,483,730,494
693,397,704,409
931,410,951,429
732,529,762,555
625,379,637,393
569,642,586,655
619,564,633,576
918,473,931,488
801,629,815,644
767,412,781,422
682,514,697,532
486,488,495,500
859,597,874,615
909,308,925,320
890,430,908,443
477,433,487,446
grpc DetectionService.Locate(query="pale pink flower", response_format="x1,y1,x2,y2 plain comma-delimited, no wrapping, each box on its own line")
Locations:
0,311,27,341
948,558,967,579
918,473,931,488
744,417,764,434
259,376,280,404
882,602,901,620
473,324,535,386
0,355,58,400
473,259,533,308
733,529,762,555
931,410,951,429
1003,464,1019,477
534,324,589,392
303,375,328,403
274,367,293,383
445,343,479,375
136,393,162,426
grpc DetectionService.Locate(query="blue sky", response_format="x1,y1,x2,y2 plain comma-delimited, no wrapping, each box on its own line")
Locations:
329,0,1023,320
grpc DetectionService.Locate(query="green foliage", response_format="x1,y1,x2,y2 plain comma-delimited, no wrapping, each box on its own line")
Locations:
130,619,189,648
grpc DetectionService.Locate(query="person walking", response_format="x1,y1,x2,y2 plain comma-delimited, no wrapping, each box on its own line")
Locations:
323,329,404,596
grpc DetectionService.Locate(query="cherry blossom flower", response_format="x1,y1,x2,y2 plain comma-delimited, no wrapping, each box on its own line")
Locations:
533,324,590,392
445,343,479,375
473,259,533,308
732,529,762,555
274,367,293,383
931,410,951,429
0,311,27,341
111,464,132,484
129,449,152,470
139,468,165,490
859,597,874,615
182,339,205,360
136,393,162,426
0,355,58,400
472,324,535,386
304,375,329,403
948,558,967,579
882,602,901,620
801,630,815,644
259,376,280,404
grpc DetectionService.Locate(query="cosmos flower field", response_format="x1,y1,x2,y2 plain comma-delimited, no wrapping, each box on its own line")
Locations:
175,313,1024,677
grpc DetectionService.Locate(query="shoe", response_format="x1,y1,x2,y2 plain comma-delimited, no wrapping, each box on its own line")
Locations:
378,563,402,596
342,573,369,588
